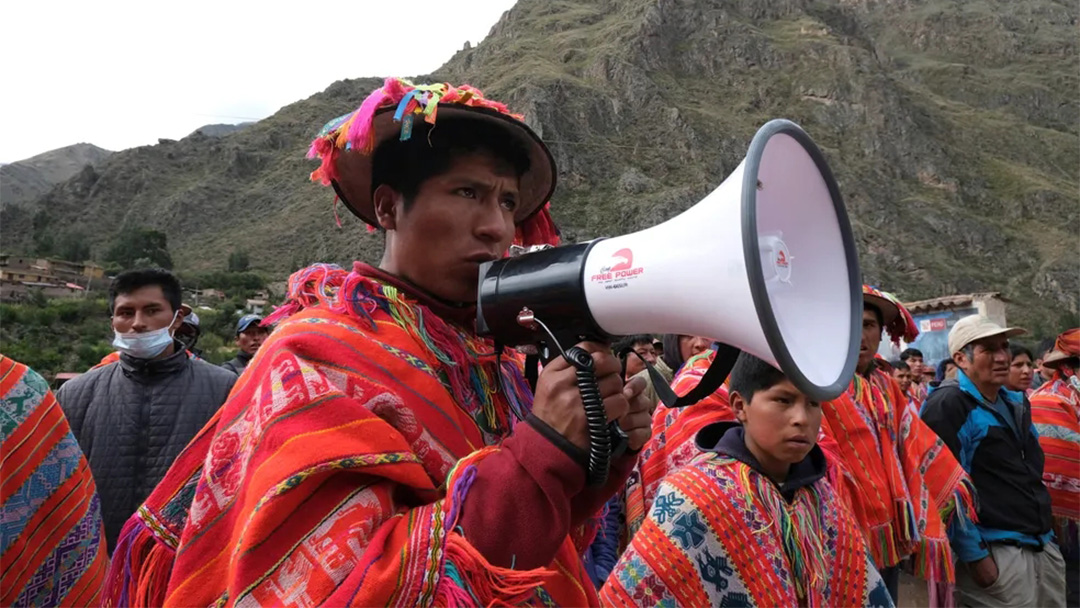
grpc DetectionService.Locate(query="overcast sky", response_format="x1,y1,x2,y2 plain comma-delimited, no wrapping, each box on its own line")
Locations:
0,0,517,163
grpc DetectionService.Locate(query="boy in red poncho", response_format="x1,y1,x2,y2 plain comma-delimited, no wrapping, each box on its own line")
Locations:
603,352,894,607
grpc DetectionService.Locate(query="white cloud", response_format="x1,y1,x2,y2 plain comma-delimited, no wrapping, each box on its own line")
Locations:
0,0,516,162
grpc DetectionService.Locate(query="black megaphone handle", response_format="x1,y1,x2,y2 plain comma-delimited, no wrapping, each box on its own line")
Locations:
515,309,627,487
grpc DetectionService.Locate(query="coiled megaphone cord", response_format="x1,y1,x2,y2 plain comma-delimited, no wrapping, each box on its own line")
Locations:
516,310,614,486
564,346,611,487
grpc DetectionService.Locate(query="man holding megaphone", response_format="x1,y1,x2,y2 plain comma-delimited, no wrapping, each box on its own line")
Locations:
104,78,652,607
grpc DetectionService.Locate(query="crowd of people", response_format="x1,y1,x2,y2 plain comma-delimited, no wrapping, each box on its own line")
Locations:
1,77,1077,608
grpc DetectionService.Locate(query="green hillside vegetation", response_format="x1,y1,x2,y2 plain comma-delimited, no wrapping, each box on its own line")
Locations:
1,271,270,378
0,0,1074,334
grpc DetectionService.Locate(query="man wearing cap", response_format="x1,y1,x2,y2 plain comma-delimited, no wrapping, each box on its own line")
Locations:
922,316,1065,607
220,313,268,375
820,286,976,605
106,79,652,607
175,304,203,358
1029,328,1079,605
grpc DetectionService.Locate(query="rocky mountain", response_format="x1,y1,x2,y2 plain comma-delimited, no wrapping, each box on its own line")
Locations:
2,0,1076,333
188,122,256,138
0,143,113,207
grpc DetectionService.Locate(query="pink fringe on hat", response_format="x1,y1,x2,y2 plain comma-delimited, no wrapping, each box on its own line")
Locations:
307,77,559,247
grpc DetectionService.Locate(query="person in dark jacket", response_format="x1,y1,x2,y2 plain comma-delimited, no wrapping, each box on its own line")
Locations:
921,315,1066,607
220,314,269,375
57,269,236,553
175,304,203,358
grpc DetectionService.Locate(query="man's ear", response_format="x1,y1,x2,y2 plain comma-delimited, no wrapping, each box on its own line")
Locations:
731,391,748,423
373,184,402,231
952,351,968,371
171,311,185,333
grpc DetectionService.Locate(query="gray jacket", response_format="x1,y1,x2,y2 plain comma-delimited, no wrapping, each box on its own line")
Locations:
221,350,253,375
57,343,236,552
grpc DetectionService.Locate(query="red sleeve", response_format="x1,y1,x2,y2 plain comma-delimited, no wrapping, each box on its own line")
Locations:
457,421,586,569
571,451,637,526
457,419,638,570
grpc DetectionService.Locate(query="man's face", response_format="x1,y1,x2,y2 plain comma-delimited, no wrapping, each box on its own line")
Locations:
859,308,883,373
624,340,657,378
377,152,519,303
176,323,199,350
1037,358,1056,380
112,286,180,335
892,367,913,393
944,361,958,380
907,355,924,380
237,326,269,355
954,335,1011,390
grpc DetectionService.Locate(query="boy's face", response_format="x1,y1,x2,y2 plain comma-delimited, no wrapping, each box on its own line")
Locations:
892,367,912,393
733,378,822,468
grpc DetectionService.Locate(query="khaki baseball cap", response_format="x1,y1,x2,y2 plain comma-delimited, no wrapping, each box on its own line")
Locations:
948,315,1026,355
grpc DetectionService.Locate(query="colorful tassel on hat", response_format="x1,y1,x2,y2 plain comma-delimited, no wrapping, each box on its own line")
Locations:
513,203,561,248
307,77,546,229
863,285,920,346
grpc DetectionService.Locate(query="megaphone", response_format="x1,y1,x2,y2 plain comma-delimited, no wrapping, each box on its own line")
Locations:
477,119,861,482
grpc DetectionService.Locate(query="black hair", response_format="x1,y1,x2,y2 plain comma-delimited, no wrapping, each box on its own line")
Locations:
899,348,923,362
109,268,182,314
612,334,656,358
863,302,884,328
1034,338,1056,360
1009,344,1033,361
661,334,684,372
729,352,788,404
371,117,532,210
892,360,910,372
613,334,655,378
932,358,957,385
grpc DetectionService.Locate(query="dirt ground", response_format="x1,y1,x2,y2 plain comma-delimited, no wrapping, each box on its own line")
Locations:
898,572,932,608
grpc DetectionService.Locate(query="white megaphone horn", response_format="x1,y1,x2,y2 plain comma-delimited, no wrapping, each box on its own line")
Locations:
477,119,861,403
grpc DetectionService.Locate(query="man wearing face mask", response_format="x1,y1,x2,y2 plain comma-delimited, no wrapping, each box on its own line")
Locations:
57,268,236,553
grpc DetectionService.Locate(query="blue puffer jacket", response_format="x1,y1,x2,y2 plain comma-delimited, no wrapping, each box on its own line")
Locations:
920,370,1054,562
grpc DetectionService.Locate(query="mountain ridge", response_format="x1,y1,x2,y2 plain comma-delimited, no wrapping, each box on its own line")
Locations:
1,0,1076,334
0,143,113,208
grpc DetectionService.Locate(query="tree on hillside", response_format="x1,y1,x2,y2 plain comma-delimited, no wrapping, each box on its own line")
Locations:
57,233,91,263
105,227,173,270
228,250,250,272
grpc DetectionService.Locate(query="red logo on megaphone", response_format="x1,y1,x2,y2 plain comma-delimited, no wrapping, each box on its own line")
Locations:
776,250,788,268
591,247,645,288
610,248,634,272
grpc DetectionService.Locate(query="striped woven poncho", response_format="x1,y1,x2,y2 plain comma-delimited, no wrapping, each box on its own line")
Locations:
1,355,108,607
624,350,735,539
626,350,847,540
102,263,600,607
602,449,894,607
821,368,977,583
1029,367,1080,552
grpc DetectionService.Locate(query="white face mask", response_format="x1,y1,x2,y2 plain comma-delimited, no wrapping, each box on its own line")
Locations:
113,311,178,360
